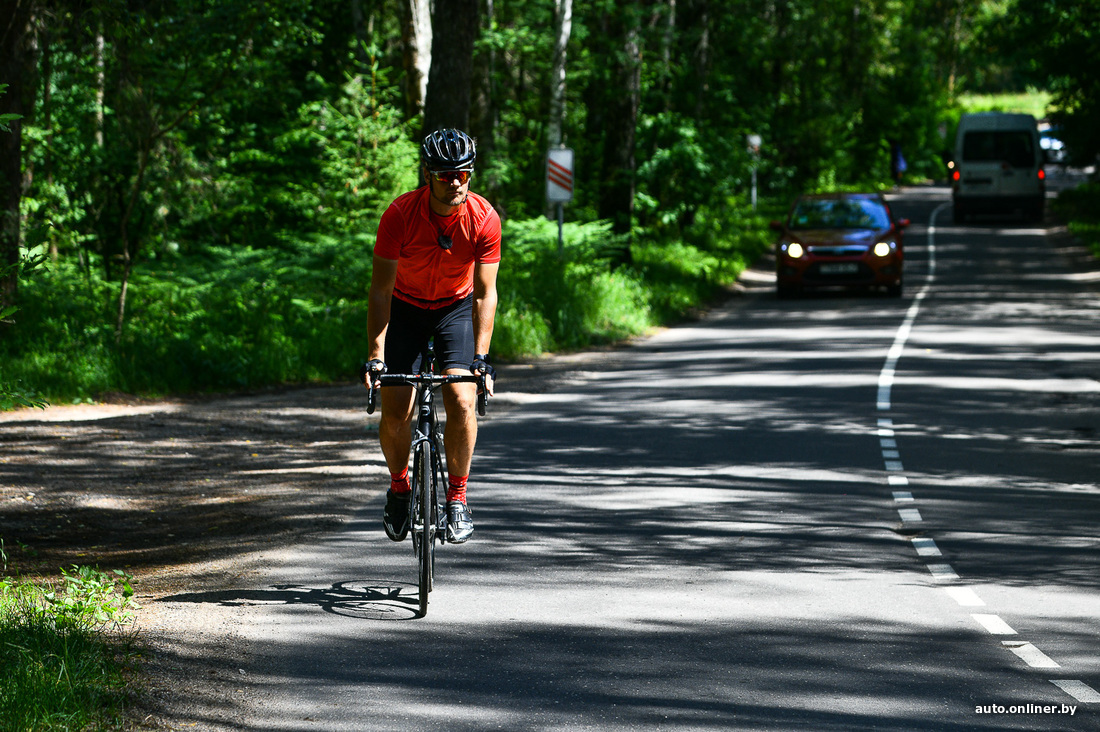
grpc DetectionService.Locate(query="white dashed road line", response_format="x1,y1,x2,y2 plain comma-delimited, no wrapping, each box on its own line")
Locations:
926,563,960,581
971,614,1017,636
874,202,1096,708
944,587,985,607
911,537,940,557
1051,680,1100,704
1003,641,1061,669
897,508,922,523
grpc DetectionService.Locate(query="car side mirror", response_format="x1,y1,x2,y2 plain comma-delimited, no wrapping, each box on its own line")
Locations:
897,218,911,229
769,220,784,231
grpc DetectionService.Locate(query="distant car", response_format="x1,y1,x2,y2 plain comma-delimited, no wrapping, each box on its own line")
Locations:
771,193,910,298
1039,122,1067,164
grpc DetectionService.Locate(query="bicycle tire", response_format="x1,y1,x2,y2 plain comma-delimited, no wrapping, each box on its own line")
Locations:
415,441,433,617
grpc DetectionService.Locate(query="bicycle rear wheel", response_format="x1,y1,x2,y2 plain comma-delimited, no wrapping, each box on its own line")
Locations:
414,441,434,617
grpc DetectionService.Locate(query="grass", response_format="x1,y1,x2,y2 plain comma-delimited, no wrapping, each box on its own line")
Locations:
958,90,1053,119
1053,183,1100,258
0,548,140,732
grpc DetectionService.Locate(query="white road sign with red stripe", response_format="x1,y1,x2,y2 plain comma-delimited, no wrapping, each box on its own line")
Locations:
546,147,575,203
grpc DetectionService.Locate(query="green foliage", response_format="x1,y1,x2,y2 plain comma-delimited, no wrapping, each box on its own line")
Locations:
9,0,1092,406
291,74,420,232
994,0,1100,164
496,218,651,356
632,242,740,321
0,83,18,131
1,250,51,410
0,565,138,731
3,213,770,402
2,236,374,399
1052,184,1100,258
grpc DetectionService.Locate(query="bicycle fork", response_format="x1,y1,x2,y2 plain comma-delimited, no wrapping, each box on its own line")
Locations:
410,404,447,555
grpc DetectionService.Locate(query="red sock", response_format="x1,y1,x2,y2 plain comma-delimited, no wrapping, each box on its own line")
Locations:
447,475,468,504
390,467,411,495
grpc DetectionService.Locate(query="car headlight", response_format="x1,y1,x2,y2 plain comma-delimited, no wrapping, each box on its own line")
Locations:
784,241,804,259
873,241,895,257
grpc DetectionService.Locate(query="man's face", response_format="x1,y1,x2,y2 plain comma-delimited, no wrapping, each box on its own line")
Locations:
427,168,472,208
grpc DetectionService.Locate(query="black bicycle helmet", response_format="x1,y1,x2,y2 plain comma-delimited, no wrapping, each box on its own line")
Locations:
421,128,477,171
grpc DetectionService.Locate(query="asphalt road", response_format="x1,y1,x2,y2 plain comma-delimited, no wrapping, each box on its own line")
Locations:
170,184,1099,731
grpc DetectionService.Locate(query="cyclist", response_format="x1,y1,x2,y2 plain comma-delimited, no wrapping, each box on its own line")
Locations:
364,128,501,544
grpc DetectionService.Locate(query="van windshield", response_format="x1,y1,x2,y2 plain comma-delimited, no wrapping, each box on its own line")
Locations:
962,131,1035,168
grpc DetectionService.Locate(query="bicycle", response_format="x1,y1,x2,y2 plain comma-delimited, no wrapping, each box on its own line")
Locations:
362,346,487,617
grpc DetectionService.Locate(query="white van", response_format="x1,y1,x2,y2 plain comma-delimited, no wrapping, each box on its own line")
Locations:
951,112,1045,223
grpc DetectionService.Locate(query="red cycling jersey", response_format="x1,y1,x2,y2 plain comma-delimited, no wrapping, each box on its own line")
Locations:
374,187,502,309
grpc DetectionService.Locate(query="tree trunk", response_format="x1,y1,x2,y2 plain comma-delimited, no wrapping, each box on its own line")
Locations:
115,145,150,341
599,5,641,248
352,0,368,72
0,0,35,310
543,0,573,219
547,0,572,149
693,0,709,118
469,0,499,194
422,0,480,135
38,20,56,259
400,0,432,119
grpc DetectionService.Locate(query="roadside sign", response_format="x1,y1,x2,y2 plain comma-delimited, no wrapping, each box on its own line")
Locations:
546,147,574,203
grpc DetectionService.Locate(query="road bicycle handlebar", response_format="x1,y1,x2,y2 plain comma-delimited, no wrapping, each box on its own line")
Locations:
362,368,487,416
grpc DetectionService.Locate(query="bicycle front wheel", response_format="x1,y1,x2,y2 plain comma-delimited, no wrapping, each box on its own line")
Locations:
414,441,434,617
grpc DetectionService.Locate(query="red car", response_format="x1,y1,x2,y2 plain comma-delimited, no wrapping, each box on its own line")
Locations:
771,193,910,298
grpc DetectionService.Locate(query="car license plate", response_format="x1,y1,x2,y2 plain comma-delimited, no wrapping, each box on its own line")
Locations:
819,263,859,275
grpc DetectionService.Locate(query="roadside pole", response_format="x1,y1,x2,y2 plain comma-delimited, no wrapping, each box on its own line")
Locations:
747,134,762,211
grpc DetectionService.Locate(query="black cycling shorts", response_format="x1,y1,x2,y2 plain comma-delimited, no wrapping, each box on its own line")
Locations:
385,295,475,374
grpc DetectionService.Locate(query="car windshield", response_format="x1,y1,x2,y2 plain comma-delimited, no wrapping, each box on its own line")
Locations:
789,198,890,230
962,131,1035,168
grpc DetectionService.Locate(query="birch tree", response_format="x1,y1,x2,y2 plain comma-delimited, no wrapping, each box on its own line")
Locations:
401,0,432,118
547,0,572,148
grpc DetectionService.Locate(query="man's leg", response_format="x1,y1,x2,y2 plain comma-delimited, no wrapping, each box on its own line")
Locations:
379,385,416,473
441,378,478,477
379,385,415,541
441,377,478,542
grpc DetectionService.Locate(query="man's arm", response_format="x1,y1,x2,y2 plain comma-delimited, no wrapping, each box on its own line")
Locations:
471,260,499,393
366,255,399,383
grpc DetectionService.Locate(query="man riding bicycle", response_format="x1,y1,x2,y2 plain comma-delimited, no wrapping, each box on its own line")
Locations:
364,128,501,544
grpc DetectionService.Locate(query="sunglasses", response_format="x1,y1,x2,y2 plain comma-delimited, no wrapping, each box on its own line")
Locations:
430,169,472,185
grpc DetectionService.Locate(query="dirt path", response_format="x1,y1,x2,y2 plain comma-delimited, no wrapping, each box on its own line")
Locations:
0,350,622,729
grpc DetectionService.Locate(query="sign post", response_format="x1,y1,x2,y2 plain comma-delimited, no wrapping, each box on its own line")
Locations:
546,147,574,255
747,134,762,211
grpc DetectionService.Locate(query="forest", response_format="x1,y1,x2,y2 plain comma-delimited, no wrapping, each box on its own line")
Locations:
2,0,1098,407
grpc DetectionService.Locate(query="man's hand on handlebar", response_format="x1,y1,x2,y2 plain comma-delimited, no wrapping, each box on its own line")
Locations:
362,358,387,389
361,359,387,414
471,354,495,397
